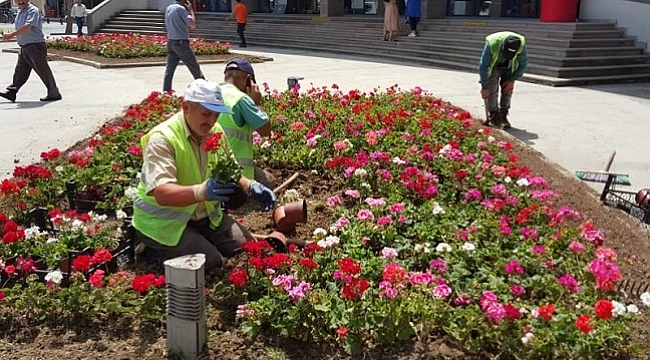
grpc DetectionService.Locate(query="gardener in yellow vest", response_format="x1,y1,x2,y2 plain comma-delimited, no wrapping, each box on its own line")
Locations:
478,31,528,130
132,79,277,270
217,58,277,189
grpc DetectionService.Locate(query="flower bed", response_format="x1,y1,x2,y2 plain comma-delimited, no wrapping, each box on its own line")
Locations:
47,33,231,58
0,85,645,358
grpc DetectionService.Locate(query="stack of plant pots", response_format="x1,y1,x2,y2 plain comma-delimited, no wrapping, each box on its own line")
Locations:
264,199,309,252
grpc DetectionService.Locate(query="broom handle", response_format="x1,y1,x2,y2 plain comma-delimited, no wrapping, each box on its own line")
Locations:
603,151,616,172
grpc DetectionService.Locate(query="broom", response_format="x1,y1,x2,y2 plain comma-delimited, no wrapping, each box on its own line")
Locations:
575,151,631,185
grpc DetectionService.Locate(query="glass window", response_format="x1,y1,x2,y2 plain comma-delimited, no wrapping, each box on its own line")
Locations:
447,0,491,16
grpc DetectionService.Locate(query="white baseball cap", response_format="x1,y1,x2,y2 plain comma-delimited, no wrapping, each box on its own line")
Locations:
183,79,233,114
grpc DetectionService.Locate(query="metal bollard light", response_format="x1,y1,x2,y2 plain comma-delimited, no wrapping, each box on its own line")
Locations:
287,75,304,90
164,254,207,360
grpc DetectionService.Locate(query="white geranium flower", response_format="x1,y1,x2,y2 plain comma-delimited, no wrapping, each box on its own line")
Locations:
354,168,368,178
640,292,650,307
627,304,640,314
462,243,476,251
438,144,451,155
487,136,496,143
516,178,530,187
361,182,371,188
317,235,340,248
432,202,445,215
312,227,327,239
124,186,138,200
24,226,45,240
55,165,64,172
436,243,452,252
44,270,63,285
504,176,512,183
260,141,271,149
521,332,534,346
612,300,627,316
392,157,406,165
46,237,59,243
90,212,108,223
116,209,128,220
71,219,86,232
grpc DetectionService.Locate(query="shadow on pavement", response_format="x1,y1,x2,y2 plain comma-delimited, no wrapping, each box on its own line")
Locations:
581,83,650,100
507,127,539,145
14,101,53,109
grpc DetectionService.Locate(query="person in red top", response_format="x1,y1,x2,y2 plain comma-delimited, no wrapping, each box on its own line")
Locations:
226,0,248,47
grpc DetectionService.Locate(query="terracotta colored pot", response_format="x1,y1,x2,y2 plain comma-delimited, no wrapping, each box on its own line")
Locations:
264,231,288,253
272,199,308,233
636,188,650,209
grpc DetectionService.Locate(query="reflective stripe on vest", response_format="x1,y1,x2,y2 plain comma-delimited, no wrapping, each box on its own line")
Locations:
485,31,526,78
132,113,224,246
218,82,255,179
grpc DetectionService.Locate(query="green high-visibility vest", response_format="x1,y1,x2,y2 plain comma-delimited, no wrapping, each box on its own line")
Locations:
132,112,224,247
485,31,526,78
217,82,255,179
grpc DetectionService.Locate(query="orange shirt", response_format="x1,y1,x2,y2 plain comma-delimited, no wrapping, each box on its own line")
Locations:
234,3,247,24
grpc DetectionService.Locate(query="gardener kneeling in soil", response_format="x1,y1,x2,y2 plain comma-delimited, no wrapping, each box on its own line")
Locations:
132,79,277,269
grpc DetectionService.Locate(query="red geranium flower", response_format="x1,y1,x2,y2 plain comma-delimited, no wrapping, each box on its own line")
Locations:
575,314,593,334
132,273,157,294
594,299,613,320
229,269,248,288
202,132,223,152
72,254,92,272
538,304,555,321
91,248,113,265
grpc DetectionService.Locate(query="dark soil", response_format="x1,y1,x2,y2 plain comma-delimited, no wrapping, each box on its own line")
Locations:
1,55,650,359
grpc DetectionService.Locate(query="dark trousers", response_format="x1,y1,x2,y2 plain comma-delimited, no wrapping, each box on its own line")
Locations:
237,22,247,46
136,214,253,270
163,39,204,92
7,42,60,97
74,16,84,35
409,16,420,31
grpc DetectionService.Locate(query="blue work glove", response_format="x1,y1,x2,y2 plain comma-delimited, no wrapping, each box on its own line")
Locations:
206,179,237,202
249,181,277,212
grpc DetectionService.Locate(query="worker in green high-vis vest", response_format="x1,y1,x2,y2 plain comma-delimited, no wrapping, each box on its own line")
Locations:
133,79,277,270
217,58,277,190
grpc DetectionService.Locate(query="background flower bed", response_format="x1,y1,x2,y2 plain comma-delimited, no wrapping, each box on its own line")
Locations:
47,33,230,58
1,84,649,359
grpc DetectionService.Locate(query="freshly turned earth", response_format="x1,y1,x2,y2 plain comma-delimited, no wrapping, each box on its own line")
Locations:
1,53,649,359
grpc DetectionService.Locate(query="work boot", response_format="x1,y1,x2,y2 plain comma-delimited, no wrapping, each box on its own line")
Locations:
488,111,501,127
0,90,16,103
499,110,511,129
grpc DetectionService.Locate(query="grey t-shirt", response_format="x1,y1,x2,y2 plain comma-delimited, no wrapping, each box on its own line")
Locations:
165,2,191,40
15,4,44,46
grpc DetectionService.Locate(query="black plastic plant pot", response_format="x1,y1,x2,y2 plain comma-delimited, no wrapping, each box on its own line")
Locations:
224,185,248,210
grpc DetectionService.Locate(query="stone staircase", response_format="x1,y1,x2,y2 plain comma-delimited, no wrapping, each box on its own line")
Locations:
97,10,650,87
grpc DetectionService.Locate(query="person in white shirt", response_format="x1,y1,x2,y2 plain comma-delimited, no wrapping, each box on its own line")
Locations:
70,0,87,36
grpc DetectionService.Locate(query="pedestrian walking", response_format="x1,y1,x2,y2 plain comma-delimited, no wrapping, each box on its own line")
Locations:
0,0,62,103
226,0,248,48
405,0,421,37
478,31,528,129
70,0,88,37
382,0,400,41
163,0,204,92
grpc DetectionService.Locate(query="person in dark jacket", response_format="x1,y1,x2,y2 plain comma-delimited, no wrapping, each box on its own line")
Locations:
478,31,528,129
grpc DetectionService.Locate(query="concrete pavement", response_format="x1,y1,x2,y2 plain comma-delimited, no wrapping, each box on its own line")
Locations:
1,22,649,195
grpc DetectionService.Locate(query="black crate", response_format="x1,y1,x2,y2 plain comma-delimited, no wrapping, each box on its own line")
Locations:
600,174,650,225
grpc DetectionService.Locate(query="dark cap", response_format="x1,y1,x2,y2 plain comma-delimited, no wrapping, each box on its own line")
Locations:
224,58,255,81
502,36,521,60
